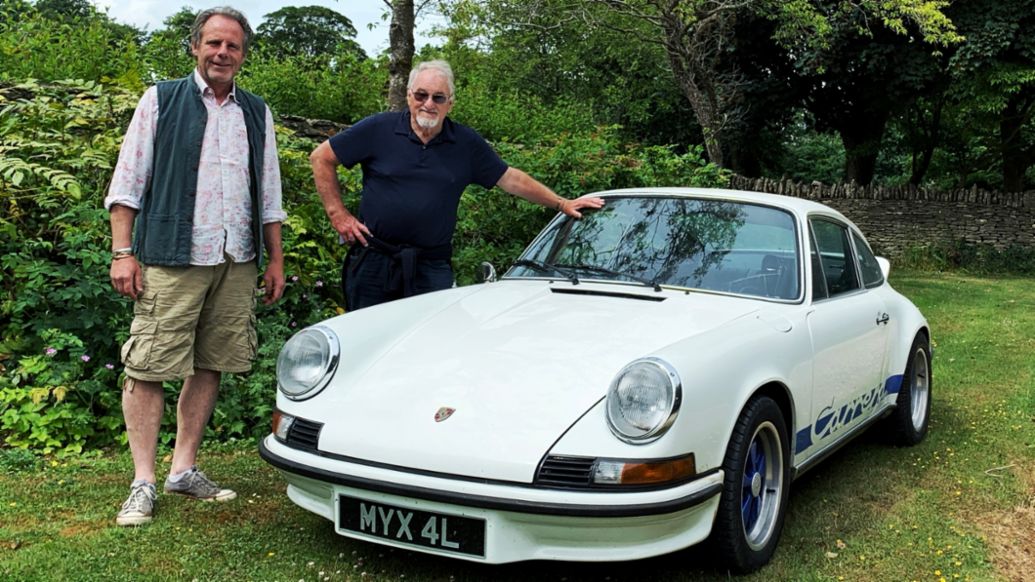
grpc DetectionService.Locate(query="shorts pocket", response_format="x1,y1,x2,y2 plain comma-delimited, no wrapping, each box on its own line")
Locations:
134,290,158,316
123,319,158,369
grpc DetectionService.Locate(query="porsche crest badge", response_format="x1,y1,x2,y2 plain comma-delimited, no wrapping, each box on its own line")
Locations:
434,407,456,422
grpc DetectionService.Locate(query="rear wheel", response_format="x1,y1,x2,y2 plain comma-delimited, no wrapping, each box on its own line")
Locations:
885,333,931,446
712,396,790,573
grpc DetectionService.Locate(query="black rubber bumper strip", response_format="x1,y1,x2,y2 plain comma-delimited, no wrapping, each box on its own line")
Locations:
259,439,722,518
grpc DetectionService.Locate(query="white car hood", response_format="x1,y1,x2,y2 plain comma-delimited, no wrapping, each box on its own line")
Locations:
305,281,759,483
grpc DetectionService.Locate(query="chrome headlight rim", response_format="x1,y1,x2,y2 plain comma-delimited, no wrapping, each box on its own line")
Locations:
276,325,340,401
606,357,682,444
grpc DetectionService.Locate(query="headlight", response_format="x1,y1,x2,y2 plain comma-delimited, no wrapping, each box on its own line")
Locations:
606,357,681,443
276,325,339,400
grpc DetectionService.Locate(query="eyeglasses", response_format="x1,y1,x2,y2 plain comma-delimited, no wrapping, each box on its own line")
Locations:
411,90,449,104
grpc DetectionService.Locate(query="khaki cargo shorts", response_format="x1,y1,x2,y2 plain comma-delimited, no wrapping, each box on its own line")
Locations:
120,260,258,381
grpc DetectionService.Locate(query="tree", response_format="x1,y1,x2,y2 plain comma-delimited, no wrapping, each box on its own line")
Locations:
478,0,959,177
256,5,365,63
34,0,93,20
437,0,700,147
141,7,196,80
384,0,441,110
386,0,414,111
944,0,1035,191
793,13,950,185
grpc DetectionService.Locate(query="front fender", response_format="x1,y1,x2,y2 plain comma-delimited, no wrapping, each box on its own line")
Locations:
550,309,813,473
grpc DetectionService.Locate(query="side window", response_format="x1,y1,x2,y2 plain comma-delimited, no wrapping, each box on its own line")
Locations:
851,230,884,288
809,218,860,298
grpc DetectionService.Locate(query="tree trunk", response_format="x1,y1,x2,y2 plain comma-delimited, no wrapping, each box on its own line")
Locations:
657,8,736,168
839,110,890,186
1000,92,1034,192
387,0,415,112
909,100,943,186
728,145,762,178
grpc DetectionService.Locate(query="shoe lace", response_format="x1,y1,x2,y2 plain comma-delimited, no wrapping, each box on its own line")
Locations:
122,484,155,512
184,468,219,495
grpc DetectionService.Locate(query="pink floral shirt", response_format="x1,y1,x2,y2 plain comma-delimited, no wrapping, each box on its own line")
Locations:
105,70,286,265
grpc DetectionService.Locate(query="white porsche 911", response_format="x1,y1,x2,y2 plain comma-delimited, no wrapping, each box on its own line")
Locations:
260,188,931,573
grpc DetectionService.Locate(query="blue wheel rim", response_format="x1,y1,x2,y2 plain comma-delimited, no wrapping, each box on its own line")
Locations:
740,421,784,550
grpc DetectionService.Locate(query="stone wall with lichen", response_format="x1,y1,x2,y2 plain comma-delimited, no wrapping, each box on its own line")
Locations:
728,176,1035,257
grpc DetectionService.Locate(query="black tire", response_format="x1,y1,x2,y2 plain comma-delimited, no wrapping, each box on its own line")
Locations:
885,332,931,446
712,396,791,574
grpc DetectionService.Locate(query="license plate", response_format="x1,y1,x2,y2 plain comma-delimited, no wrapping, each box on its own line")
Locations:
338,495,486,557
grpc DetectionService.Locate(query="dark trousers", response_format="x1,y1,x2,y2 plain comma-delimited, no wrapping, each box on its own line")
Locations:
343,246,453,311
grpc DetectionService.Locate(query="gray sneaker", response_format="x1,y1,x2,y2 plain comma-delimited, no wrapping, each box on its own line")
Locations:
116,480,157,526
164,466,237,501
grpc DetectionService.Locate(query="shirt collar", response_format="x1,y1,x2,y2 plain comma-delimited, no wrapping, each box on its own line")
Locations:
396,110,455,144
193,69,239,104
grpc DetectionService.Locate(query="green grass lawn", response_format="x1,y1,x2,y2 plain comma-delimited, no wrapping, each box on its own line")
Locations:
1,271,1032,582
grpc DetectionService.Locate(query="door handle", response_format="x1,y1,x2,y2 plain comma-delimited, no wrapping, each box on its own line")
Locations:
876,313,890,326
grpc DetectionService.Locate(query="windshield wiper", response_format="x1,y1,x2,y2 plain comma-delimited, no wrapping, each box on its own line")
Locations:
511,259,579,285
557,263,662,292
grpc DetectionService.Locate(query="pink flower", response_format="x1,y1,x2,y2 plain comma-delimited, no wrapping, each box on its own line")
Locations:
315,280,324,288
45,347,57,356
81,355,91,362
105,363,115,370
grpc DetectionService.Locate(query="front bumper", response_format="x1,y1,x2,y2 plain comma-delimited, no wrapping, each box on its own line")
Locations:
260,435,723,563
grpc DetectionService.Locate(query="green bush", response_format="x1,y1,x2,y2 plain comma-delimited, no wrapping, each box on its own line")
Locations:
898,240,1035,274
240,51,386,123
0,7,143,89
0,80,138,454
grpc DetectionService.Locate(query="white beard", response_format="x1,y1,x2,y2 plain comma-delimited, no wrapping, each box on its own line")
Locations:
415,114,440,129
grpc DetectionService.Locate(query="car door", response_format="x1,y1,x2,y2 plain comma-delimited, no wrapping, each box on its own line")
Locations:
804,217,891,451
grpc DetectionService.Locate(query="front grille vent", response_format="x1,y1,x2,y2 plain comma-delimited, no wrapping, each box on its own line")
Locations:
536,455,595,488
286,418,323,451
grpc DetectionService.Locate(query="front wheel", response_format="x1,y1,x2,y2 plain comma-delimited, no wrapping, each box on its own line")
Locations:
712,396,790,574
884,332,931,446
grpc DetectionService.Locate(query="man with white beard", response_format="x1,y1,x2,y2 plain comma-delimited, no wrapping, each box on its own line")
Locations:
310,59,604,310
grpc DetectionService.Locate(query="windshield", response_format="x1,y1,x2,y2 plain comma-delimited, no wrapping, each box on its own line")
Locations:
507,196,801,300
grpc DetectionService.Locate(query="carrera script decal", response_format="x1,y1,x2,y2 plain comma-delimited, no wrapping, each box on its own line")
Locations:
794,374,903,454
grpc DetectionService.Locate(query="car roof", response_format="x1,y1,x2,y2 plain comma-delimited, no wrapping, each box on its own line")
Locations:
593,187,852,224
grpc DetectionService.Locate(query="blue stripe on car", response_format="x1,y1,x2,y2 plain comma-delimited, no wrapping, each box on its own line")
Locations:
794,374,905,454
884,374,903,395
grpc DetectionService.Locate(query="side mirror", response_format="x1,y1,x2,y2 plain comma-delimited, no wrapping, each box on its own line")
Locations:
479,261,497,283
876,257,891,280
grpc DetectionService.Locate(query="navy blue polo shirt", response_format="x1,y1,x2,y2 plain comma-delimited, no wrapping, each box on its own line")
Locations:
328,111,508,250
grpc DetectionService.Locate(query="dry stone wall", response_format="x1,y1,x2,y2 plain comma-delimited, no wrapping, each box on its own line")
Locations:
728,176,1035,258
